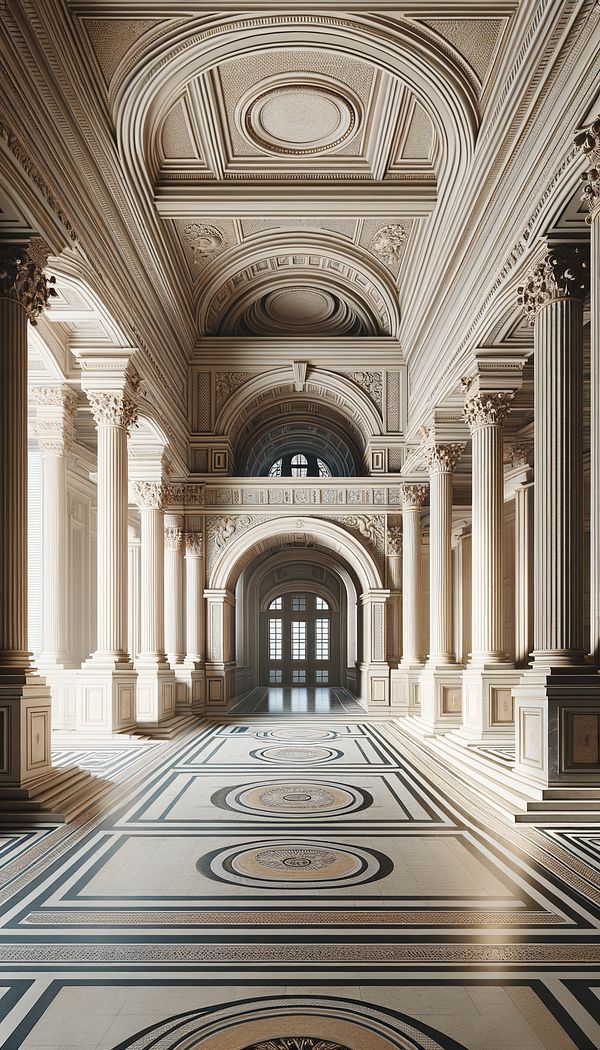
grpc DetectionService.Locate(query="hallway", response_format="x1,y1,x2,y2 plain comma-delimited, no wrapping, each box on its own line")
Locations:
1,710,599,1050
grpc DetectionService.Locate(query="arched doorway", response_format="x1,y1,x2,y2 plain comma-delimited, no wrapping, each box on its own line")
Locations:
261,590,339,687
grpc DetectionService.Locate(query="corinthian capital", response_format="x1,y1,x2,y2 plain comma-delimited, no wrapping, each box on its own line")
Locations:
184,532,203,557
517,245,589,324
30,385,78,455
463,391,513,431
87,390,138,431
131,480,168,510
0,240,57,324
574,117,600,217
423,442,465,475
399,483,428,510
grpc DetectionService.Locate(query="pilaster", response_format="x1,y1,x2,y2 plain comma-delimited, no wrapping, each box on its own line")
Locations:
390,483,428,713
176,530,206,710
204,588,236,709
359,588,391,709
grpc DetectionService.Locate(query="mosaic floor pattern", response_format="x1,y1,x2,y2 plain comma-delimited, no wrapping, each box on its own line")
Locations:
1,706,600,1048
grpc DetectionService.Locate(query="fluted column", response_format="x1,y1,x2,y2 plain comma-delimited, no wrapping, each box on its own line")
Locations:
576,120,600,662
87,389,137,663
31,385,78,666
127,525,141,661
133,482,168,665
184,532,205,666
0,240,56,785
518,246,589,665
463,392,513,664
164,514,184,666
400,484,428,665
514,479,534,668
423,443,465,664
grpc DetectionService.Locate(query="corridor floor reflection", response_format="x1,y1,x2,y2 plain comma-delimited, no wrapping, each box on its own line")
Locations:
230,686,365,715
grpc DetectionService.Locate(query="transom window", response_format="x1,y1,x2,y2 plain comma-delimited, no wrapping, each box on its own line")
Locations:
267,453,333,478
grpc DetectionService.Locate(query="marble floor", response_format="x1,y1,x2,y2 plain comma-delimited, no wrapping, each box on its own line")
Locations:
1,702,600,1049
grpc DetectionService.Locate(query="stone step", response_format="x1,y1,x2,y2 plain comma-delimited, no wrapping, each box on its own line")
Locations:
0,766,112,824
136,713,201,740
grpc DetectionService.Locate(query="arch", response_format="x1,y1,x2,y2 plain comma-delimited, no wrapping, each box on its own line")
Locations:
210,516,383,594
196,232,400,338
216,367,384,447
114,15,477,201
242,418,359,477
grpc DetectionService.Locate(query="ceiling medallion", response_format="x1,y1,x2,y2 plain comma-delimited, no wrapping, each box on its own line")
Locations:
242,1039,352,1050
182,222,227,261
370,223,407,261
240,76,361,156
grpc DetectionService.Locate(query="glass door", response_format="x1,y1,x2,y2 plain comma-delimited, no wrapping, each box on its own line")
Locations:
264,592,333,685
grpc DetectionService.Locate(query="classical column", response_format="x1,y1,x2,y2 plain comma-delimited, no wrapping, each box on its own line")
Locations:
575,119,600,662
0,240,56,786
463,392,513,664
184,532,205,666
514,479,534,668
127,524,141,661
30,385,78,667
517,246,588,665
87,389,137,664
423,443,465,664
513,245,595,785
133,482,168,664
399,484,428,665
132,481,175,724
164,513,184,666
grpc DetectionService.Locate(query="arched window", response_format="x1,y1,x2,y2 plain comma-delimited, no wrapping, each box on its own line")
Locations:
266,453,333,478
291,453,308,477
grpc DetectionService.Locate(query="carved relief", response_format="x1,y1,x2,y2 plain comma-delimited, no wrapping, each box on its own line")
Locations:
0,241,57,323
164,526,183,551
517,246,590,324
215,371,250,413
131,480,168,510
350,370,383,410
0,123,78,242
369,223,407,261
168,483,205,506
338,514,385,556
574,117,600,217
387,525,402,555
87,391,138,430
463,391,513,430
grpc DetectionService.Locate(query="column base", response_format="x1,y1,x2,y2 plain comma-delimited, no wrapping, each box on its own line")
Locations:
453,664,521,745
359,662,390,710
77,662,137,734
417,664,463,734
0,671,52,786
174,663,205,712
204,662,236,711
513,664,600,787
391,662,424,715
135,660,176,725
38,664,78,731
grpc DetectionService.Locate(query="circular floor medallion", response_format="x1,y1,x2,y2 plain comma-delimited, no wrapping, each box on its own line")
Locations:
260,728,338,742
213,781,370,818
202,839,390,888
251,745,341,765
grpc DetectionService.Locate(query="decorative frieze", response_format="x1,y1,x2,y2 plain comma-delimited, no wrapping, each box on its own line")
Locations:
167,483,205,506
87,391,138,431
399,483,428,509
517,246,590,325
463,391,513,431
131,480,168,510
574,117,600,217
422,441,465,475
0,241,57,324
